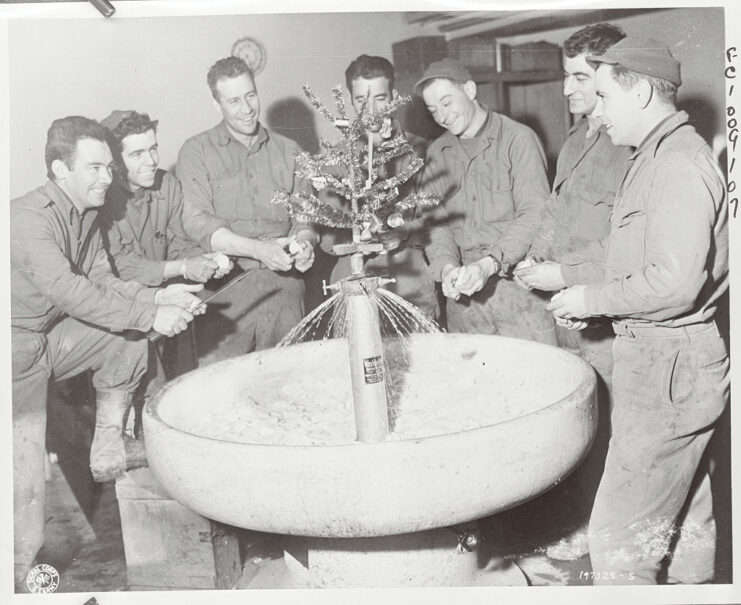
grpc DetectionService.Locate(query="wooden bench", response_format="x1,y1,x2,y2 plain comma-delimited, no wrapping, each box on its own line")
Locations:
115,467,242,590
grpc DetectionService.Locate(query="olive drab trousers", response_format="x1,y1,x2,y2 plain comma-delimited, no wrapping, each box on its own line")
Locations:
12,318,148,580
588,323,729,584
194,265,305,366
446,276,557,345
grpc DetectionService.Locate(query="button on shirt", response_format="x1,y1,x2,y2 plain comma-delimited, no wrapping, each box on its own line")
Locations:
531,118,632,285
11,180,157,334
584,111,728,327
102,170,204,286
422,109,550,280
176,121,311,259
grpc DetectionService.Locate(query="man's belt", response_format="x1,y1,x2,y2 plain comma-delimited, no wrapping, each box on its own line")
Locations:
612,320,718,339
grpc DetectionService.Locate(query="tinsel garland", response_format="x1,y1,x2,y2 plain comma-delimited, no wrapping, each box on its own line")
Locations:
272,190,354,229
393,192,441,212
271,85,440,236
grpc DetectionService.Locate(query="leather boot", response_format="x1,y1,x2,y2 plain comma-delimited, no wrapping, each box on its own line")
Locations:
124,434,148,471
90,392,141,482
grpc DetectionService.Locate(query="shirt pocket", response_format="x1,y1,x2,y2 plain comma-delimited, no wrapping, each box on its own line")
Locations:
251,157,291,223
607,208,646,272
573,176,614,208
481,170,515,223
211,172,241,221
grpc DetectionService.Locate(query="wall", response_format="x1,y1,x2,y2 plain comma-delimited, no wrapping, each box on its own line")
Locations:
8,12,410,197
494,7,727,150
9,8,727,196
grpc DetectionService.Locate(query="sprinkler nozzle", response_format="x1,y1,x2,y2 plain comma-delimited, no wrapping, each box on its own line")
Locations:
322,279,340,297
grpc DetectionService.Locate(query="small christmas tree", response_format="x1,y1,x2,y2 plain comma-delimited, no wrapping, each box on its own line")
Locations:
272,84,440,275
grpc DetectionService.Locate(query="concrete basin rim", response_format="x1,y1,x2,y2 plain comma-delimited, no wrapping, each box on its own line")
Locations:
144,335,597,450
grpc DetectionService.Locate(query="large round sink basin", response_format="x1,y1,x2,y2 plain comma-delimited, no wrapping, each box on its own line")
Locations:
143,333,596,538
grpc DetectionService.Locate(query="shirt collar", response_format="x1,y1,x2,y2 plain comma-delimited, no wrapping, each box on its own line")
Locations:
634,110,690,159
440,106,499,151
109,173,159,206
44,179,85,224
216,120,269,150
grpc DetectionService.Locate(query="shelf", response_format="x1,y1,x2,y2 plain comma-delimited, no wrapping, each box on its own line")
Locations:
468,67,563,84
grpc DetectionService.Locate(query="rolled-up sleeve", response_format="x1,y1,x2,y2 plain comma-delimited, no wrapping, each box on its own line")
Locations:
162,172,206,261
11,208,156,332
176,138,230,252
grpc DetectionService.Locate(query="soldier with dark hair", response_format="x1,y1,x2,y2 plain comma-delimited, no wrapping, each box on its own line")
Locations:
11,115,202,584
177,57,319,361
512,23,631,560
100,110,232,432
320,54,438,318
102,110,230,288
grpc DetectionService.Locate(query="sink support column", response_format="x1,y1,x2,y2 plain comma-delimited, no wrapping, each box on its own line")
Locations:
283,526,479,588
340,276,390,443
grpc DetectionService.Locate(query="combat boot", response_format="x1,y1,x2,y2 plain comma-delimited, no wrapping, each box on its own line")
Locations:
89,391,147,482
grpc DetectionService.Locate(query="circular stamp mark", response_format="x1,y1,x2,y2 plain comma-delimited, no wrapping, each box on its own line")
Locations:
26,563,60,594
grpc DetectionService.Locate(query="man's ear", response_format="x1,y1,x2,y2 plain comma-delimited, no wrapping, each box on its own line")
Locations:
391,88,399,101
211,96,222,115
635,78,653,109
51,158,69,181
463,80,477,101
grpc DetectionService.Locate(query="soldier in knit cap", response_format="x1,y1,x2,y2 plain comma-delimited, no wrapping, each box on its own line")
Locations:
548,38,729,584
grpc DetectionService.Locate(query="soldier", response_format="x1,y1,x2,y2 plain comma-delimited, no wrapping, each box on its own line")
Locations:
416,58,555,342
320,54,438,318
11,116,202,584
100,109,232,429
548,38,729,584
512,23,630,559
177,57,319,362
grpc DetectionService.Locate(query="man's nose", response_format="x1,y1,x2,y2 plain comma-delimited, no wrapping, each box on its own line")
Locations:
592,97,604,119
100,167,113,185
563,76,575,96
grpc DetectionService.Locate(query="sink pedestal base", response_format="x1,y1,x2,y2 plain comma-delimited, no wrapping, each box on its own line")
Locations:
282,526,479,588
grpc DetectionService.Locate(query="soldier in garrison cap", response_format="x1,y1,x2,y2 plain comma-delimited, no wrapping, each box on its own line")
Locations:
100,110,233,435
